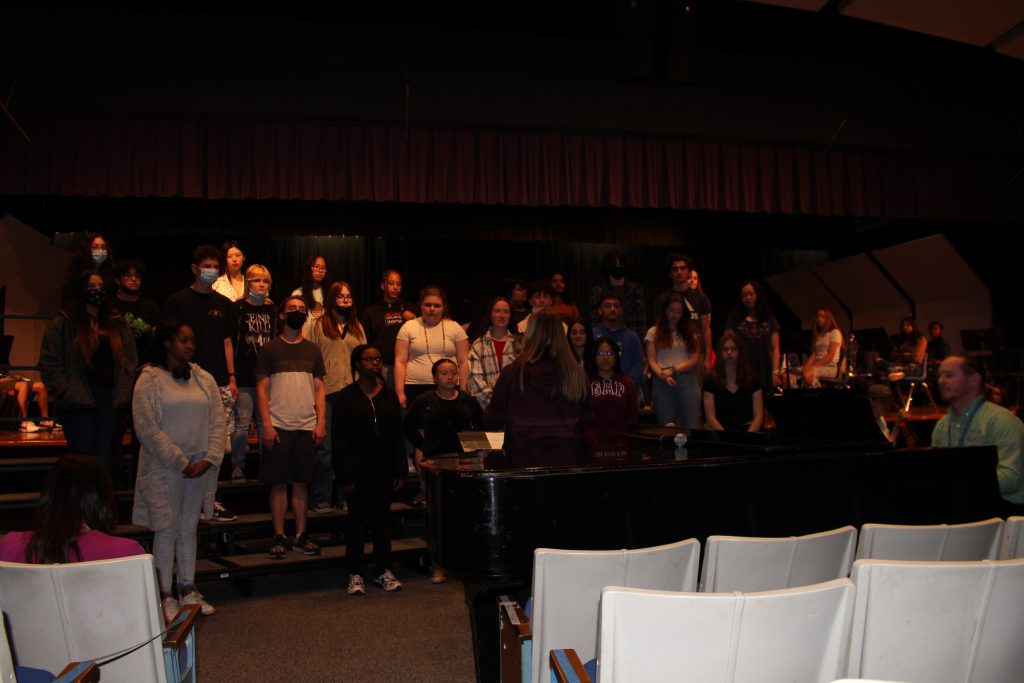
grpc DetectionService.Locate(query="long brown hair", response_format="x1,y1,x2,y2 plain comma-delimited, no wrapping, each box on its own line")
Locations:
514,309,587,402
319,281,364,340
653,293,701,355
813,308,845,348
68,270,127,367
712,330,757,390
25,454,117,564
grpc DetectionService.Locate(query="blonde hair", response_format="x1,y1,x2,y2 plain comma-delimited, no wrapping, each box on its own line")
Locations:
516,309,587,403
244,264,273,303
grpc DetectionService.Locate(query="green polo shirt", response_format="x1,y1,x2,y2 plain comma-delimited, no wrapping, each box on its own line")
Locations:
932,397,1024,504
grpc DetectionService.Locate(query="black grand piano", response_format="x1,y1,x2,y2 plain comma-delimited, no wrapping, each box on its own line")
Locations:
422,393,1004,682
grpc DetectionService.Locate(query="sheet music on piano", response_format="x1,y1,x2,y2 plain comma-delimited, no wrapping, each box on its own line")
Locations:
458,431,505,452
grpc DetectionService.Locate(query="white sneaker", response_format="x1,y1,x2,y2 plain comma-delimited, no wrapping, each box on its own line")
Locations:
180,590,215,616
347,574,366,595
231,467,246,480
374,569,402,592
161,596,181,625
19,421,39,433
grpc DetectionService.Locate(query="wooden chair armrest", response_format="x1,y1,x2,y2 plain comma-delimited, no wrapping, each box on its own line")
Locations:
550,649,590,683
163,603,201,650
56,661,100,682
498,597,532,640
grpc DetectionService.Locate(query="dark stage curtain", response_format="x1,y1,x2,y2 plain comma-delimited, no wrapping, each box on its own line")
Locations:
2,112,1020,221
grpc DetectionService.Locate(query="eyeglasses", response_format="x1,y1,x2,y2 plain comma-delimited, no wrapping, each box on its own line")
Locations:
360,356,383,364
337,294,353,300
311,265,327,272
597,351,615,358
120,272,141,280
247,278,271,284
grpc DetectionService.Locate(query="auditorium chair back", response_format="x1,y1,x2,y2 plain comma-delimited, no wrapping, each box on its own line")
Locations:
855,518,1003,561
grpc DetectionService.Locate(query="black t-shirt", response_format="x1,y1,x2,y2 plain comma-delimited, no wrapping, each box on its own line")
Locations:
703,376,762,432
162,288,237,386
233,300,276,387
109,295,161,363
360,298,419,365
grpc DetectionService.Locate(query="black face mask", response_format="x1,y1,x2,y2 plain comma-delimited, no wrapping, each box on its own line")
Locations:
85,289,105,306
610,266,626,279
285,310,307,330
335,305,352,317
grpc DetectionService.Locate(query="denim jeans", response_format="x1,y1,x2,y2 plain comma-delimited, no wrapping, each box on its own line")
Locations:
309,392,338,507
230,387,261,470
651,372,700,429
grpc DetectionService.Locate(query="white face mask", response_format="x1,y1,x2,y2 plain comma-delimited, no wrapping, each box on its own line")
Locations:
92,249,108,265
199,267,218,285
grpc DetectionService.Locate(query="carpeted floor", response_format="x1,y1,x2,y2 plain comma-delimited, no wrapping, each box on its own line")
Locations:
194,564,476,682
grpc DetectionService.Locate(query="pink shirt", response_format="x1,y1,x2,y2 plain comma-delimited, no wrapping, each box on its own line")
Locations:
0,529,145,563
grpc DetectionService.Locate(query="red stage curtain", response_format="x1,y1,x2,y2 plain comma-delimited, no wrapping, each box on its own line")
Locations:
1,112,1018,221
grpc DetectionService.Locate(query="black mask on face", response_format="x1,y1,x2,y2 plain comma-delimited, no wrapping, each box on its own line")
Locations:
335,305,352,317
610,266,626,279
285,310,307,330
85,289,105,306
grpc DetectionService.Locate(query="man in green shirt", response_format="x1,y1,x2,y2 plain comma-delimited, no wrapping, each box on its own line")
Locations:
932,356,1024,505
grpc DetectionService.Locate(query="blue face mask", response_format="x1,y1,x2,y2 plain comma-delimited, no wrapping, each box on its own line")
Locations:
198,268,218,285
249,291,267,302
91,249,108,265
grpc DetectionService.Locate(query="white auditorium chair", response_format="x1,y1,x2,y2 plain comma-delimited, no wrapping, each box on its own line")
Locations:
502,538,700,683
848,558,1024,683
999,515,1023,559
700,525,857,592
0,555,200,683
551,578,855,683
855,518,1003,561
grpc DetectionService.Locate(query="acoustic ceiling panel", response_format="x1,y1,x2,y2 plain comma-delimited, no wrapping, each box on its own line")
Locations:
871,234,988,302
840,0,1024,48
811,253,909,333
765,267,850,333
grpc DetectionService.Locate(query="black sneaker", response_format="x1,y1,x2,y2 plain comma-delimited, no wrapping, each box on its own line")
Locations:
293,533,321,556
210,501,237,522
268,534,289,559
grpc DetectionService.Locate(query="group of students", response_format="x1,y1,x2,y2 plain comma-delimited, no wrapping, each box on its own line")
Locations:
9,235,846,619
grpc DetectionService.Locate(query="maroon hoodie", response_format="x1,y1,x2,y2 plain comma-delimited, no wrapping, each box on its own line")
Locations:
484,359,589,451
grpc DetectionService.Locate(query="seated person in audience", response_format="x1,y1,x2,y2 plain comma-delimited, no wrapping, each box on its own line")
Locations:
567,318,597,375
0,453,144,563
988,381,1020,417
485,309,590,451
932,356,1024,507
927,320,951,372
407,359,484,468
593,294,644,388
885,316,927,379
801,308,843,388
645,293,702,429
504,277,532,333
468,297,519,409
110,259,161,365
517,280,567,335
586,338,638,445
867,383,917,446
334,344,407,595
0,374,52,432
590,249,647,338
703,331,763,432
549,273,580,326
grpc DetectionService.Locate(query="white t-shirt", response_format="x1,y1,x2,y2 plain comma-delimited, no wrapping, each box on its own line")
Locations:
814,329,842,364
644,326,691,369
396,318,468,385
